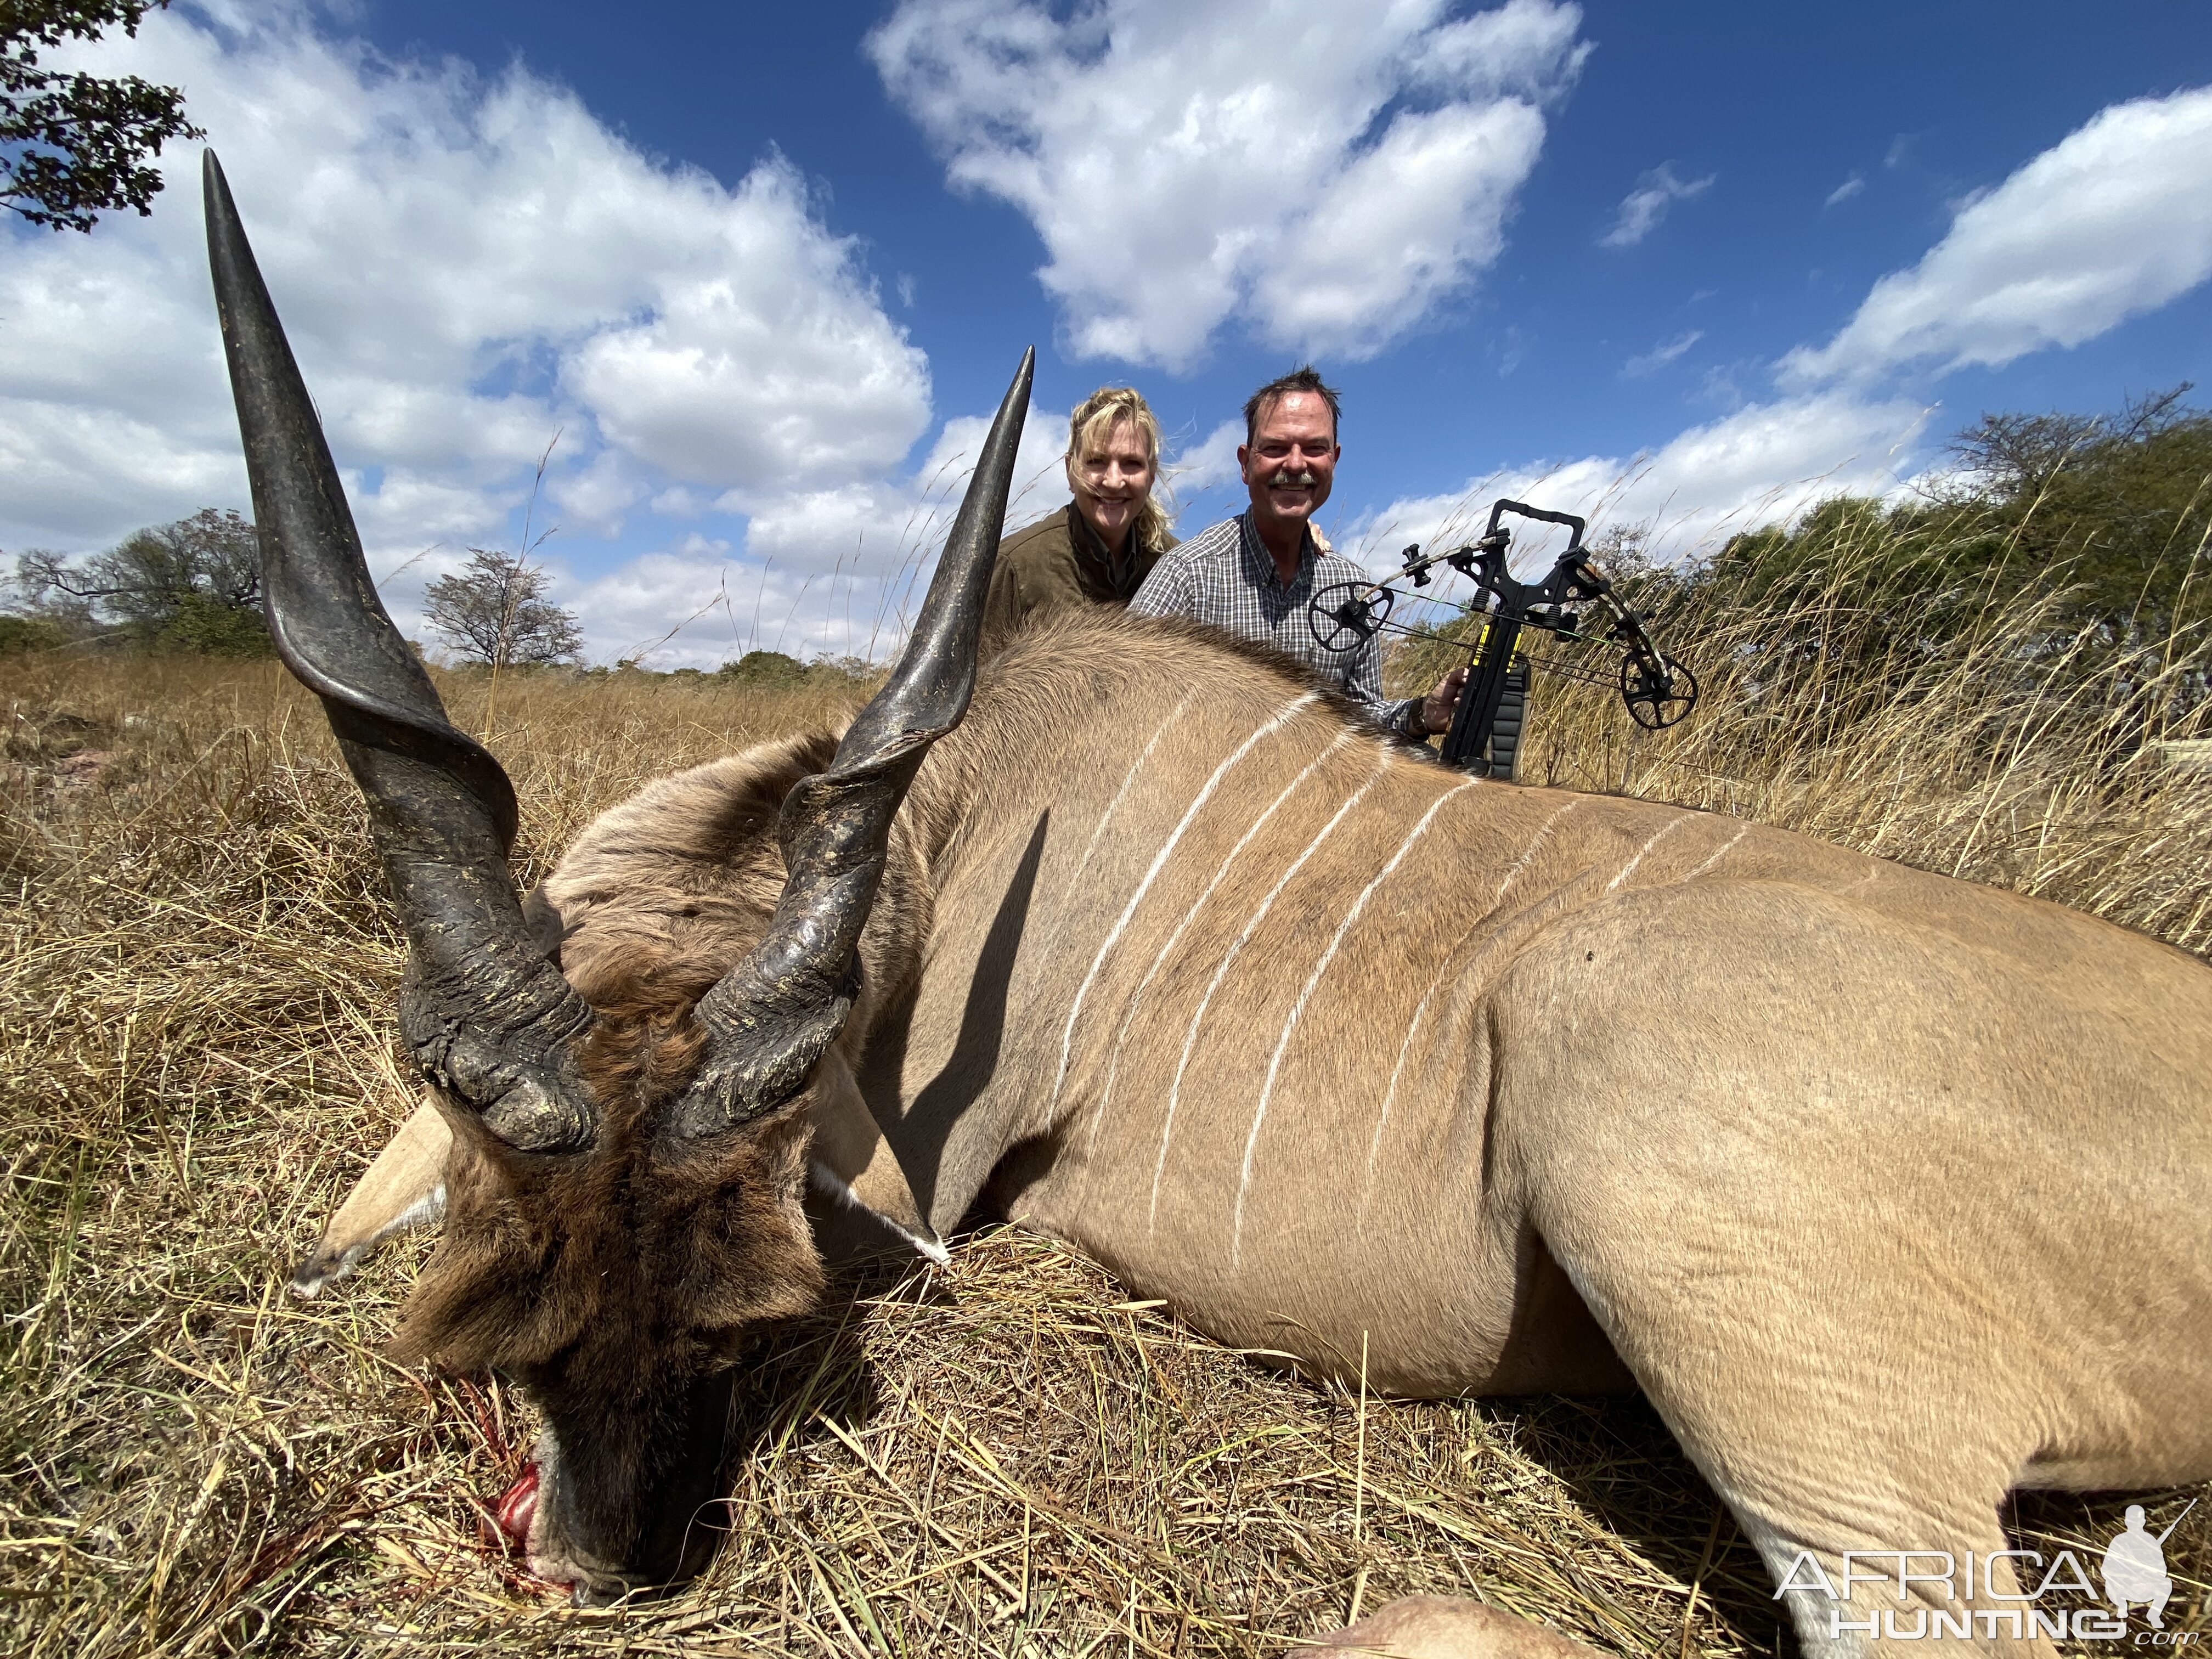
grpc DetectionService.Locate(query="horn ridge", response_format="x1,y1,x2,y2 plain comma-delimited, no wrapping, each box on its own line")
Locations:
205,149,595,1153
669,351,1035,1140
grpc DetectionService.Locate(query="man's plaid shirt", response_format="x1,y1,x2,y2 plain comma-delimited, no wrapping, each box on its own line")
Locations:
1130,511,1421,737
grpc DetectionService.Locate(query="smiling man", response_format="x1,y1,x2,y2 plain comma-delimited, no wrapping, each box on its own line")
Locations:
1132,366,1465,742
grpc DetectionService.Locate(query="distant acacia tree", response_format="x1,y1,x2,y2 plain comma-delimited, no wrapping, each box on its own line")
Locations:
422,549,583,668
1942,386,2194,502
716,649,808,688
14,506,268,653
3,2,203,232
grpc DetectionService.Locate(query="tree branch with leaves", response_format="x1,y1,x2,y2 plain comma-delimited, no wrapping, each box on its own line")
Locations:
3,1,203,232
12,507,268,652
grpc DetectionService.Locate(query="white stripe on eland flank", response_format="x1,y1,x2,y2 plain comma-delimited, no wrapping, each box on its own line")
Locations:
1072,689,1197,880
1355,791,1586,1233
1604,812,1696,891
1231,777,1480,1268
1052,693,1319,1107
1492,796,1581,907
1114,729,1358,1220
1092,729,1356,1156
1152,753,1388,1234
1680,824,1750,881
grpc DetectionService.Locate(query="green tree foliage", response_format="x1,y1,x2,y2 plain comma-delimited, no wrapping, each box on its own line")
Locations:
0,611,67,652
155,590,272,656
422,548,583,668
12,507,269,653
1949,386,2212,627
717,649,809,688
3,1,203,232
713,651,882,693
1710,390,2209,639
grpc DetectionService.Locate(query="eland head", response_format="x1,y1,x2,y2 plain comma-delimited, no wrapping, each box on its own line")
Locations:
203,150,1032,1601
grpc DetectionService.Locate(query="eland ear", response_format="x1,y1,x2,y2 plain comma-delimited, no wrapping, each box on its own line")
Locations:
291,1096,452,1296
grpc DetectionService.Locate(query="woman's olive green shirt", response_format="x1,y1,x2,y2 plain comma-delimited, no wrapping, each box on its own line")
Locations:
983,503,1177,637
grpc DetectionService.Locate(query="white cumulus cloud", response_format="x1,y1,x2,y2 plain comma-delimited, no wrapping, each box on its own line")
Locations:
1346,392,1931,571
1376,83,2212,582
868,0,1588,368
1170,419,1246,500
740,399,1075,581
1782,85,2212,387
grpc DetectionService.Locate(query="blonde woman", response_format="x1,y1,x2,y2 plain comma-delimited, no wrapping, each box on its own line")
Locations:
984,386,1177,636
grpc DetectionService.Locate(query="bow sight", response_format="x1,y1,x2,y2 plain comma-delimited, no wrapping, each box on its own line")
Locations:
1308,498,1699,776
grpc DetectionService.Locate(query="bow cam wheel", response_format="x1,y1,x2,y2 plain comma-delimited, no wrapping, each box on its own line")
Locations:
1308,582,1391,655
1621,654,1698,729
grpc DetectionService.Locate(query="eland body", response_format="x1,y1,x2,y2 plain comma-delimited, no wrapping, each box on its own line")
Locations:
207,151,2212,1654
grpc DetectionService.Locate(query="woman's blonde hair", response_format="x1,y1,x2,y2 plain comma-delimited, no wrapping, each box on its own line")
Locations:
1067,386,1173,554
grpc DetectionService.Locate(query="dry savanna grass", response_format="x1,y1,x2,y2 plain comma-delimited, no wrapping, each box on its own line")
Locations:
4,560,2210,1658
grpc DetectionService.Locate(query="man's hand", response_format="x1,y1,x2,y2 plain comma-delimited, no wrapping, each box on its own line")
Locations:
1417,667,1468,737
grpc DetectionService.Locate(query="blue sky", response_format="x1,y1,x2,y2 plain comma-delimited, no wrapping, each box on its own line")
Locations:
5,1,2210,665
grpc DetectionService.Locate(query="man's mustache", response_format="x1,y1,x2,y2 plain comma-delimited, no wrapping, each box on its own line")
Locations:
1268,469,1318,488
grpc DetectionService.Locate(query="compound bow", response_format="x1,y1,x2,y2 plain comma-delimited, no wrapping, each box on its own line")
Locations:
1308,498,1699,775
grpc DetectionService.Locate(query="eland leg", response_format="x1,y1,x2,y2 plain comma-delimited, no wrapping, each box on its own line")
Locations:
1531,1193,2070,1657
1493,884,2209,1654
1527,1204,2059,1655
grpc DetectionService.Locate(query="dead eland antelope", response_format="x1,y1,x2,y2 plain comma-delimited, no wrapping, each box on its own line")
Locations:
205,153,2212,1651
